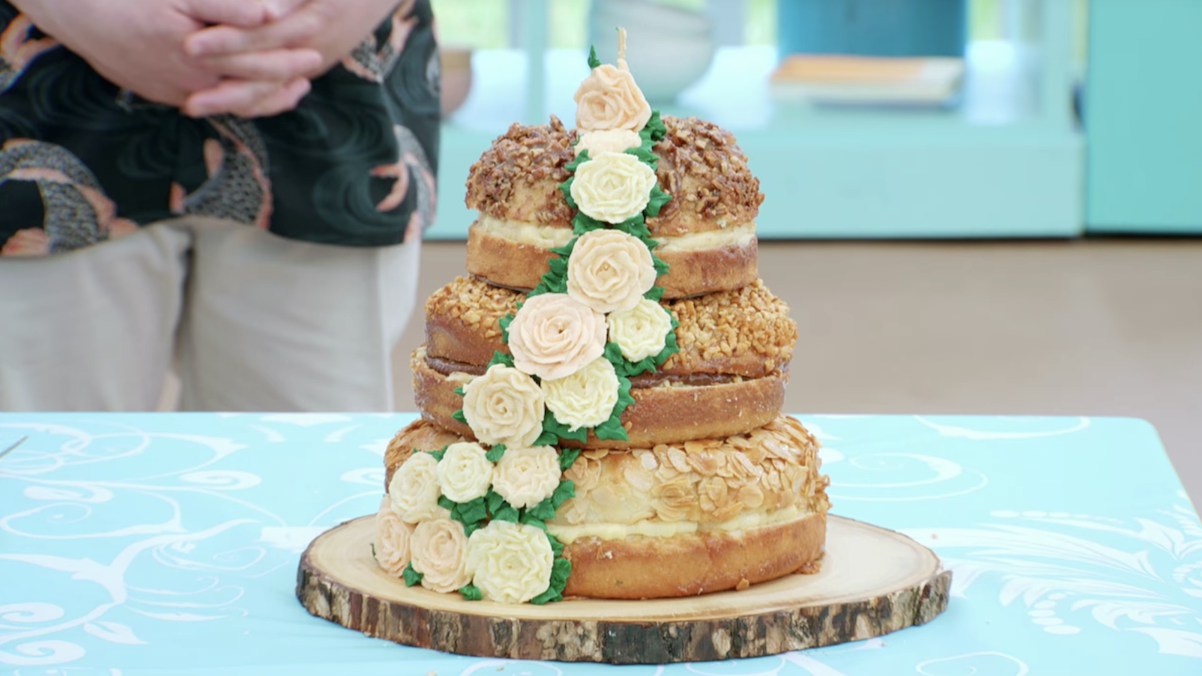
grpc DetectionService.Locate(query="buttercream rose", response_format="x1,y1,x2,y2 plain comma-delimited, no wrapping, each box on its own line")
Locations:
574,61,652,132
436,441,494,503
569,152,657,224
374,497,415,577
492,446,561,509
388,452,447,523
410,518,472,593
607,298,673,361
566,229,657,314
465,520,554,603
575,129,641,157
462,364,546,448
507,293,606,381
542,357,620,431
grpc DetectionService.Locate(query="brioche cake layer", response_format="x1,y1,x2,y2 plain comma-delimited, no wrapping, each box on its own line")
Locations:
463,115,765,299
466,217,758,299
385,417,830,599
413,346,786,449
424,276,796,381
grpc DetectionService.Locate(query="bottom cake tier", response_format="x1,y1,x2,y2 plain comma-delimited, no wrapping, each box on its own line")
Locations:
382,416,830,600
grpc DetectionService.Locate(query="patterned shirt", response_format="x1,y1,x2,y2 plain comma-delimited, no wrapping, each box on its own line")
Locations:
0,0,438,257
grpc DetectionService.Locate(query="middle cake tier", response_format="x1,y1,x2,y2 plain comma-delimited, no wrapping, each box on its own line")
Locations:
416,276,798,448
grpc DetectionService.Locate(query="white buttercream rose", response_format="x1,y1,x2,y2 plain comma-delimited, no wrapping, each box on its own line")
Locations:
492,446,561,509
436,442,493,503
388,453,448,523
574,61,652,132
374,497,415,577
607,298,673,361
462,364,545,448
465,520,554,603
566,228,657,314
542,357,620,431
410,518,472,593
575,129,641,157
507,293,606,381
569,152,657,224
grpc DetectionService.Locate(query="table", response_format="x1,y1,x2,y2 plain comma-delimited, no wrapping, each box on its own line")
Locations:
1,413,1198,675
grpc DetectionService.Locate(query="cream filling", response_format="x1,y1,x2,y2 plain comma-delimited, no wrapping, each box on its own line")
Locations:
475,215,756,253
546,504,804,544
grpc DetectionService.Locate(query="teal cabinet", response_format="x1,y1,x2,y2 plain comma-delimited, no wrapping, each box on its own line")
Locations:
1085,0,1202,234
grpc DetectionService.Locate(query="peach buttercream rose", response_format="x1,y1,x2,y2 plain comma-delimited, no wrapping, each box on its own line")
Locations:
410,518,472,593
507,293,606,381
462,364,545,448
607,298,673,361
542,357,620,431
492,446,561,509
388,452,448,523
465,520,554,603
374,497,415,577
574,59,651,132
566,228,657,314
575,129,641,157
435,442,494,503
569,152,657,224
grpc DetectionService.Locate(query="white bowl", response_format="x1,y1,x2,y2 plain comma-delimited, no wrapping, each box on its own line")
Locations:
588,0,715,103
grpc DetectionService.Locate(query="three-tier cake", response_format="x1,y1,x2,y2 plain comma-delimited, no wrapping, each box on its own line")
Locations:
372,33,830,604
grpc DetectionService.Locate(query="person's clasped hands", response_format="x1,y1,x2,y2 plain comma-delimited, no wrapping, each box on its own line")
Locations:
14,0,401,118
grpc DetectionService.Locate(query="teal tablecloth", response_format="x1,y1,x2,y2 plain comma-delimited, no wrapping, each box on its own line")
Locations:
1,413,1198,675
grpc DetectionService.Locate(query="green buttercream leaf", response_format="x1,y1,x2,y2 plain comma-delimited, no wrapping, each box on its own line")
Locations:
612,214,650,238
559,175,577,209
571,212,605,235
533,429,559,447
498,314,514,344
402,562,423,587
644,185,671,218
651,253,670,277
463,522,481,536
625,145,658,168
492,501,520,522
564,149,590,173
525,498,556,522
487,350,515,369
451,409,467,425
558,446,582,471
543,409,588,444
588,45,600,69
548,237,578,258
547,256,569,278
530,586,561,605
593,376,633,441
603,341,624,365
551,479,575,508
459,584,483,601
551,556,572,585
486,488,506,514
428,445,448,461
646,109,666,141
370,542,376,557
485,444,506,463
437,495,455,511
548,533,565,557
452,386,465,397
454,496,488,525
520,510,549,529
644,285,665,302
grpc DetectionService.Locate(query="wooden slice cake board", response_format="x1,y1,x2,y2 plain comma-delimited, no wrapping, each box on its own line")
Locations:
297,515,950,663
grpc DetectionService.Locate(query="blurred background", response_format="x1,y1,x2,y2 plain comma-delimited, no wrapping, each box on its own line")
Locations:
395,0,1201,500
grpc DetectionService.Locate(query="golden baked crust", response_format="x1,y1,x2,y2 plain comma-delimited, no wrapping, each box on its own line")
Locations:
425,276,796,380
465,221,758,299
413,347,787,449
464,116,764,237
562,513,825,599
383,416,830,599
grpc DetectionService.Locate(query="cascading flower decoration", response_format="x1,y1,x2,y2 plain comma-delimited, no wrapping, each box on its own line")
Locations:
378,28,679,604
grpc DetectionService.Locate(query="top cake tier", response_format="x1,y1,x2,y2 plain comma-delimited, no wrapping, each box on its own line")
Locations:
464,115,764,299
